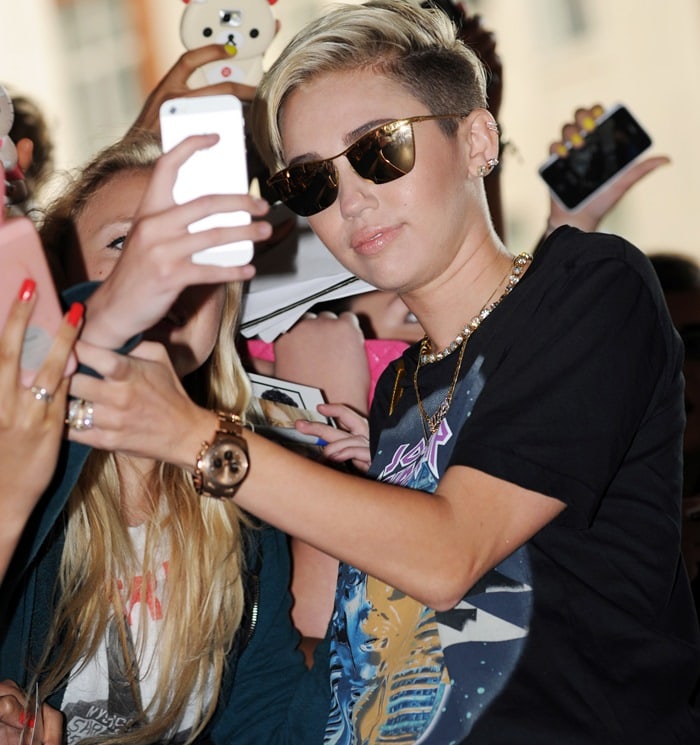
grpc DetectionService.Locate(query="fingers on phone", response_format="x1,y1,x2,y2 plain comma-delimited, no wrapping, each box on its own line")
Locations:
36,302,83,385
1,281,37,356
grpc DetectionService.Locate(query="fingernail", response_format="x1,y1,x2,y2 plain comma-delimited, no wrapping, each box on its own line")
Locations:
570,132,584,147
66,301,84,328
555,144,568,157
591,104,604,118
28,716,35,729
582,116,595,132
19,711,26,725
18,278,36,302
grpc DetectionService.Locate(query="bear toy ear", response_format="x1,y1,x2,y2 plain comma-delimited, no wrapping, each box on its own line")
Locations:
0,84,15,137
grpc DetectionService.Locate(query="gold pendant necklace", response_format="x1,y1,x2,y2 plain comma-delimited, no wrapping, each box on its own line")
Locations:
413,252,532,438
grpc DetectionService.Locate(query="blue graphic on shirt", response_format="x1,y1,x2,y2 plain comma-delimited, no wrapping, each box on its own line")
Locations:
324,356,533,744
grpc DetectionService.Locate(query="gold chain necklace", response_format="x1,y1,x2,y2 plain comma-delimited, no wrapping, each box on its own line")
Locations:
413,252,532,438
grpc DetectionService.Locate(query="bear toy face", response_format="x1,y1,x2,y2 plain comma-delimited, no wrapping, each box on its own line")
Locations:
0,84,18,174
180,1,276,87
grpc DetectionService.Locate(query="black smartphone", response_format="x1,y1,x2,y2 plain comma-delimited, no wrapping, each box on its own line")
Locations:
538,104,652,212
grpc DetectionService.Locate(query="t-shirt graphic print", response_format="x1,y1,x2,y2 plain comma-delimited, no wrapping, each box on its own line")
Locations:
324,355,532,744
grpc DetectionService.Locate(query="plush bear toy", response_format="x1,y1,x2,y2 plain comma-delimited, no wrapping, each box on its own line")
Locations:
0,84,26,207
180,0,277,88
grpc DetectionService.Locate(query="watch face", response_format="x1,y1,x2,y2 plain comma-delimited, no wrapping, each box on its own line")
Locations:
204,437,249,493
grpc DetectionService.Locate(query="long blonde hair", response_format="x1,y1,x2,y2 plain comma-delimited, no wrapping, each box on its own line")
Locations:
37,133,253,745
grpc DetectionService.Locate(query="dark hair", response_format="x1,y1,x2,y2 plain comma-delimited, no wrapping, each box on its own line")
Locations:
8,93,54,198
648,253,700,294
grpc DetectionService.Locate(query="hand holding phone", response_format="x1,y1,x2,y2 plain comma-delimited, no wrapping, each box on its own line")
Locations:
159,94,254,267
539,104,652,212
0,166,75,386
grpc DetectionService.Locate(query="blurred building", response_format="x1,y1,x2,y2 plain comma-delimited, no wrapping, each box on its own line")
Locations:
0,0,698,256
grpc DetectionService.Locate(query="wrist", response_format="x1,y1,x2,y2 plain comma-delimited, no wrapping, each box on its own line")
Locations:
81,289,132,348
191,411,250,498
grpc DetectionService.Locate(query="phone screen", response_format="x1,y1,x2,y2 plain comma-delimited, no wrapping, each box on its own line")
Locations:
538,105,652,211
160,94,253,266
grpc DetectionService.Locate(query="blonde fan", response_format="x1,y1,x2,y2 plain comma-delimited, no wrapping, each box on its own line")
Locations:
36,134,253,745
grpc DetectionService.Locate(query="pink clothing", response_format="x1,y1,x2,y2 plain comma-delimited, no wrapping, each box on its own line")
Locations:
247,337,409,407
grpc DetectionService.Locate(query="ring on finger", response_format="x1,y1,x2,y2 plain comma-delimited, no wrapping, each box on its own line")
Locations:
30,385,53,404
66,398,95,430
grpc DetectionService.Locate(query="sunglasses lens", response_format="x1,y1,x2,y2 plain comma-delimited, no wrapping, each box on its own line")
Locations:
347,121,416,183
268,119,421,216
269,161,338,217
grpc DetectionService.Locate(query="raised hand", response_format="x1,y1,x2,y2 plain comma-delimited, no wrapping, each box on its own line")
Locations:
545,104,670,235
0,287,82,583
81,134,271,349
66,339,216,468
296,403,371,473
127,45,258,137
274,311,371,415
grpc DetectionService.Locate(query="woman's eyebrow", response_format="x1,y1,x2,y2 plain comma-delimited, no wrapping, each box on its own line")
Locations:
287,119,391,167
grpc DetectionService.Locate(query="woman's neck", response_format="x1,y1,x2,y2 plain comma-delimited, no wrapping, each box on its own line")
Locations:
405,241,516,352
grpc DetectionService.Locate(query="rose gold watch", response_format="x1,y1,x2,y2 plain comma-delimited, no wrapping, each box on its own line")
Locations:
193,412,249,498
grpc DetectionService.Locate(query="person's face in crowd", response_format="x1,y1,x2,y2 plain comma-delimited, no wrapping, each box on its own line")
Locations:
279,69,472,297
75,168,225,378
347,290,422,343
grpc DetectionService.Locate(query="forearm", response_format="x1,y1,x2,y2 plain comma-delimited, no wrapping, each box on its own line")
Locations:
80,285,135,348
234,430,464,609
62,281,133,350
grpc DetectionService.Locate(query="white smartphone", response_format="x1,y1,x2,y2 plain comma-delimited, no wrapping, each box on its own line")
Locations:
159,94,254,266
538,104,652,212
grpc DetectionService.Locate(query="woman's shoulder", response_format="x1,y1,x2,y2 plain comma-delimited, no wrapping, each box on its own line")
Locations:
538,225,652,274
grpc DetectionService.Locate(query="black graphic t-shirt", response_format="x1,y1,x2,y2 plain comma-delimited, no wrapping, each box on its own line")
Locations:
324,229,700,744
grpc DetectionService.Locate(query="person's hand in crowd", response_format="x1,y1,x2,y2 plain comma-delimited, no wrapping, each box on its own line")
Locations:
81,134,271,350
0,679,63,745
545,104,670,235
0,284,82,582
274,311,371,415
127,45,258,137
296,403,371,473
65,339,215,467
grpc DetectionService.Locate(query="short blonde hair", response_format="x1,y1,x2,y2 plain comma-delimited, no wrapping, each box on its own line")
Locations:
252,0,487,172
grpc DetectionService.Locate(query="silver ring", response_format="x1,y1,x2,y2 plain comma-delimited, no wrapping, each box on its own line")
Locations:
66,398,95,430
30,385,53,403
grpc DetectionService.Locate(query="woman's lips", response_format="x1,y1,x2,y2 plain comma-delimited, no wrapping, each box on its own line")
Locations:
350,225,400,256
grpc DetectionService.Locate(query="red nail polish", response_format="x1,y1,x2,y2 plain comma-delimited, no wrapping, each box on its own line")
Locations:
18,711,26,726
28,716,35,729
18,278,36,302
66,301,84,328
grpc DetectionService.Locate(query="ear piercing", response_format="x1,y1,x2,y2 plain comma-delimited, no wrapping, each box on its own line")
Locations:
478,158,499,178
